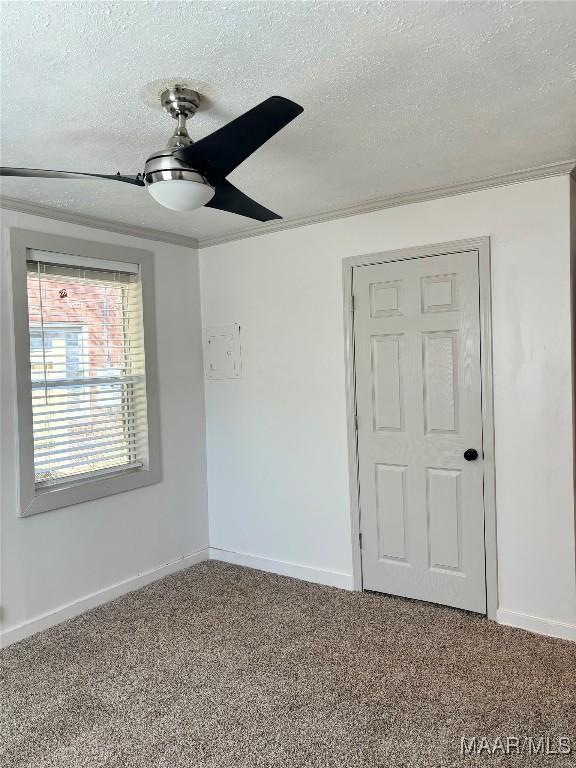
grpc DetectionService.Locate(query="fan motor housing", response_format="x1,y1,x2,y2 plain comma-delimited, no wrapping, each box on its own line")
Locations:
143,149,211,188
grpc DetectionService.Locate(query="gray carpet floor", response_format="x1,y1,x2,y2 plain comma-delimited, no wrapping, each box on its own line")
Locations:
1,560,575,768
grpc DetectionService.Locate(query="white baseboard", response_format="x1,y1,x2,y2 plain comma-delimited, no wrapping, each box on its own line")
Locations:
209,547,355,591
497,608,576,642
1,548,210,648
10,546,573,648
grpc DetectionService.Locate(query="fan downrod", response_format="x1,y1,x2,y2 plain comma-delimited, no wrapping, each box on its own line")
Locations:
158,85,202,150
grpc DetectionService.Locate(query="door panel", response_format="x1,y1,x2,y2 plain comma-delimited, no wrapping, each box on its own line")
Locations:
375,463,408,562
354,250,486,613
422,331,458,434
426,467,462,571
372,335,404,431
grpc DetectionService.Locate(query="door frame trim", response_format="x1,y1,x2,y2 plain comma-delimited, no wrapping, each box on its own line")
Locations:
342,237,498,619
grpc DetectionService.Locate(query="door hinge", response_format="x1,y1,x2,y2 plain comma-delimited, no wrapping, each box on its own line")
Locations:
351,294,356,312
359,532,363,550
354,413,359,431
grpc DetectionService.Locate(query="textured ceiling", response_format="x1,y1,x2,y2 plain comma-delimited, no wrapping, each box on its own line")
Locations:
1,1,575,244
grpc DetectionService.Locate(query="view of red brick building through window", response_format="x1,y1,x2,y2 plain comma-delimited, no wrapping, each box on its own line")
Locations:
27,259,147,485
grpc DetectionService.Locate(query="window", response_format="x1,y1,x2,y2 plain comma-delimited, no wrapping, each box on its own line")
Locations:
11,230,161,515
27,257,148,487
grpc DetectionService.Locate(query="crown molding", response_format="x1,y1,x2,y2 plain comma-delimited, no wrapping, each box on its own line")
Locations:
200,158,576,248
0,196,200,250
2,158,574,252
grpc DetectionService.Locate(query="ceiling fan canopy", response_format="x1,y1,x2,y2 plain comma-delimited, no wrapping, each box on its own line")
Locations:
0,85,304,222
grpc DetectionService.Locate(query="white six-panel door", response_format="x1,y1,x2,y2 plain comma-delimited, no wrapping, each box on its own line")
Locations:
353,250,486,613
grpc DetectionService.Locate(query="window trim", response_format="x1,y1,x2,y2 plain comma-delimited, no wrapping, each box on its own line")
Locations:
11,228,162,516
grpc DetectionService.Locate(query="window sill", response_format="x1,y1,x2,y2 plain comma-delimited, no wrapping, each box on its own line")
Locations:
20,463,162,517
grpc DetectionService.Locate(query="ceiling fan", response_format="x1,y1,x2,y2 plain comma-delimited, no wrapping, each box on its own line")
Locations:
0,86,303,222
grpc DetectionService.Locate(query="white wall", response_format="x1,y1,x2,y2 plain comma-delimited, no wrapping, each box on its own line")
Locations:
2,176,574,645
0,209,209,644
201,175,576,639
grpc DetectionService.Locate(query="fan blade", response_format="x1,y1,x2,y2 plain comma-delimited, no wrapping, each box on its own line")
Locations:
206,179,281,222
0,167,145,186
175,96,303,180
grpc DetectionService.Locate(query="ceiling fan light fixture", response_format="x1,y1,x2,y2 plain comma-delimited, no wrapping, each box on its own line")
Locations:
147,177,215,211
1,86,303,221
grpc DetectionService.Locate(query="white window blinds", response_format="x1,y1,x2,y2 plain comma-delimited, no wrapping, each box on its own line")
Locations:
26,252,149,488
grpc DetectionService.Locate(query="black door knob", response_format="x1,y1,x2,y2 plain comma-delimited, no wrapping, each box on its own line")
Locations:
464,448,479,461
